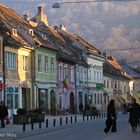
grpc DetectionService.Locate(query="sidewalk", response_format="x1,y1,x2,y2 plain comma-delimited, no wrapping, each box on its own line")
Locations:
0,114,139,140
104,125,140,140
0,114,104,139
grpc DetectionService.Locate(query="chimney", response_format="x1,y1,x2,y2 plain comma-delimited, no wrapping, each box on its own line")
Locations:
54,26,59,30
37,6,48,26
60,25,66,31
103,52,106,58
38,6,43,15
23,13,29,21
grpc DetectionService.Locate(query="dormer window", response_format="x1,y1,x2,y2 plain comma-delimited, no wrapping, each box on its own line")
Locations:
12,28,17,36
42,34,46,40
29,29,34,36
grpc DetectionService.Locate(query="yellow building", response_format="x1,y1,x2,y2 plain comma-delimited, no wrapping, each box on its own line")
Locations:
4,42,34,116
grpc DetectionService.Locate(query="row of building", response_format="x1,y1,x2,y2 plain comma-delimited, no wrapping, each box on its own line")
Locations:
0,4,140,116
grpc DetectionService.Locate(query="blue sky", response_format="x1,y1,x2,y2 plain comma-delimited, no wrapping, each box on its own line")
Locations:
0,0,140,66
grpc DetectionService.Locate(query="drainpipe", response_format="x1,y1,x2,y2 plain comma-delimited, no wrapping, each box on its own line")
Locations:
2,38,6,103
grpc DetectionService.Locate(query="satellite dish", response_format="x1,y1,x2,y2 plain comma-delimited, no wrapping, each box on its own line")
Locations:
52,2,61,8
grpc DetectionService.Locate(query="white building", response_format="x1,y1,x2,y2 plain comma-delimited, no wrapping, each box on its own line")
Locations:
86,53,105,110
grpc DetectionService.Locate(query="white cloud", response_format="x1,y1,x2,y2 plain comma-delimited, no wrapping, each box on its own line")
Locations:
102,2,140,17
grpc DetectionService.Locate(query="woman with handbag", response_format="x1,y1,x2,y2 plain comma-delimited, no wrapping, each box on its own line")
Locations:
0,101,8,128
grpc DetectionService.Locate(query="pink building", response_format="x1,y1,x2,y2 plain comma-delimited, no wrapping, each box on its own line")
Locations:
56,61,76,114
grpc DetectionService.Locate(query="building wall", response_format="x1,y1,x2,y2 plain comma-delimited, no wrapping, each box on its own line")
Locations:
35,47,57,82
18,47,32,81
0,36,3,101
57,62,76,114
0,36,3,75
86,55,104,110
35,47,57,114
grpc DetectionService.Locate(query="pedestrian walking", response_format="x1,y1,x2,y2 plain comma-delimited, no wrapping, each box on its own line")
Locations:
127,98,140,133
0,101,8,128
104,99,117,134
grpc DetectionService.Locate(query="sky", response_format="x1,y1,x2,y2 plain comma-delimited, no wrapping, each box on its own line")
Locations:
0,0,140,67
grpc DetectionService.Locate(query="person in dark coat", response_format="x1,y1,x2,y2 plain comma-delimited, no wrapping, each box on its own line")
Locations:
104,99,117,134
0,101,8,128
127,98,140,133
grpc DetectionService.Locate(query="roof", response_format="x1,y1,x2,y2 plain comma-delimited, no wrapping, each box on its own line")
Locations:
34,22,87,66
104,56,132,80
0,4,35,48
119,62,140,79
56,28,105,64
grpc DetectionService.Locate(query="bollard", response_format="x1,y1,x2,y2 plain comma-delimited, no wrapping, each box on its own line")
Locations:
83,115,85,121
104,112,106,118
31,122,34,130
39,121,41,129
23,123,26,132
66,117,68,124
87,115,89,121
60,117,62,126
90,115,92,120
96,115,98,119
93,115,95,119
53,119,56,127
102,113,103,118
75,116,77,123
70,116,72,124
46,119,48,128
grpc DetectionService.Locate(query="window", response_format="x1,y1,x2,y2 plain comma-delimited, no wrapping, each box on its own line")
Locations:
115,81,117,89
111,81,113,88
80,69,83,82
104,80,106,88
99,71,102,82
84,70,87,82
94,71,96,82
71,66,74,82
107,81,109,88
94,94,96,104
6,52,16,69
44,55,49,73
97,72,99,82
124,86,126,93
38,54,42,72
88,69,91,81
22,55,28,71
100,94,102,104
29,29,34,36
59,65,63,81
64,66,68,78
97,94,100,104
15,93,19,109
12,28,17,36
50,57,55,74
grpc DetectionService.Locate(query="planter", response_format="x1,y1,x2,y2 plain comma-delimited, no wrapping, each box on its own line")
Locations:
13,114,30,124
31,114,45,123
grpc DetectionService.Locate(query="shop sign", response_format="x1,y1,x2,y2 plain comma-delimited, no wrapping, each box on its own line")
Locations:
96,83,104,89
7,87,15,93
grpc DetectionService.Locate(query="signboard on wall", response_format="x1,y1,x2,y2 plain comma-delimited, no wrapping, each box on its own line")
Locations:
7,87,15,93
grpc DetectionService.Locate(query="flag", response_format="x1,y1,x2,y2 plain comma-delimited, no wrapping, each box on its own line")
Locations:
0,81,4,91
63,77,68,89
